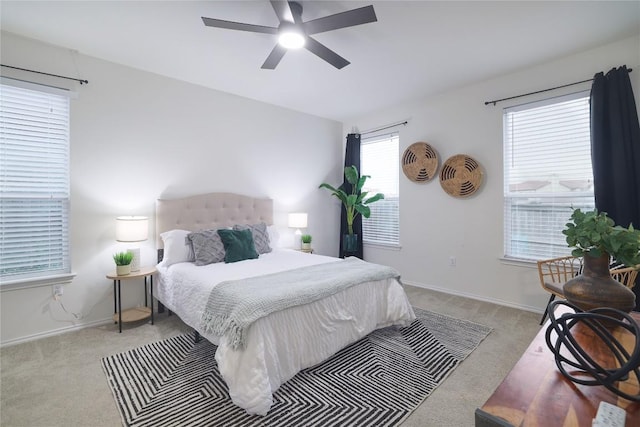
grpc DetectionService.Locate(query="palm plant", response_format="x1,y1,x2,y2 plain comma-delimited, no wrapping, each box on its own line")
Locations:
319,165,384,235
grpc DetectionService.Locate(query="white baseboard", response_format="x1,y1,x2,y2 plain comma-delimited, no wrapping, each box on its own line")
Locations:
403,280,544,315
0,317,113,347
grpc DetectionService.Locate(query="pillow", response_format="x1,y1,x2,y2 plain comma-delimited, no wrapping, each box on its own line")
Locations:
187,229,226,266
217,228,259,263
159,229,195,266
233,222,272,254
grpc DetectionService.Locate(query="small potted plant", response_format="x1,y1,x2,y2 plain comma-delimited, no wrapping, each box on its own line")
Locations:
301,234,312,251
561,208,640,313
113,251,134,276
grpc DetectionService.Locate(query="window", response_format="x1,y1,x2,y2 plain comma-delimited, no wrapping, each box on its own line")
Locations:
0,79,72,285
503,91,594,261
360,133,400,246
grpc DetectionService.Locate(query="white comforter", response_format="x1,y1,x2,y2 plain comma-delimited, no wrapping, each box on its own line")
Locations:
155,249,415,415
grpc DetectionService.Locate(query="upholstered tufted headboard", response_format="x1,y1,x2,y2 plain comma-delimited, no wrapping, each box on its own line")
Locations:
155,192,273,249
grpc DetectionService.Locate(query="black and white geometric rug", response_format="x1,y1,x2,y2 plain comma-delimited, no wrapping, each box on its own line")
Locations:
102,308,491,427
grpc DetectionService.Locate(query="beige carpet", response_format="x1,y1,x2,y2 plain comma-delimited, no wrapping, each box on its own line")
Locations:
0,285,540,427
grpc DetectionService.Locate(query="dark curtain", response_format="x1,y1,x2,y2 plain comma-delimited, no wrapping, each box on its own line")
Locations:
339,133,363,259
590,65,640,309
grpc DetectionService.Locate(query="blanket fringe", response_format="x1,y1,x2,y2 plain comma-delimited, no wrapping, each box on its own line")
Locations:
201,313,245,350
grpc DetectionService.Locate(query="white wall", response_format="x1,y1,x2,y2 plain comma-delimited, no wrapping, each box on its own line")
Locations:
345,36,640,313
0,32,343,345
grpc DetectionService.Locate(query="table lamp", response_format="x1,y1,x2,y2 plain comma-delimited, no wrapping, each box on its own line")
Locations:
288,212,308,249
116,216,149,272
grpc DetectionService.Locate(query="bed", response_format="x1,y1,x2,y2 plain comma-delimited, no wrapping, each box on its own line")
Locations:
154,192,416,415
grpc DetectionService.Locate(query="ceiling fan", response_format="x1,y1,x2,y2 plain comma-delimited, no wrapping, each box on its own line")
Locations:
201,1,377,70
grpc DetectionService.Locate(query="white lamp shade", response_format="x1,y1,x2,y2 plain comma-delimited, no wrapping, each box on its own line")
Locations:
115,216,149,242
288,213,308,229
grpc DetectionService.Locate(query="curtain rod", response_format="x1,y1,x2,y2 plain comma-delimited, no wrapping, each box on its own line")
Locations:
484,68,633,106
1,64,89,85
360,120,408,135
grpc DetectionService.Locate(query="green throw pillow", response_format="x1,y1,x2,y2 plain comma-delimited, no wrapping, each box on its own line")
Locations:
217,228,259,263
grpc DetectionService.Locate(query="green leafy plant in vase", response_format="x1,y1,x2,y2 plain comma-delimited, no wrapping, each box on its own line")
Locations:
301,234,312,250
561,208,640,313
319,165,384,254
113,251,134,276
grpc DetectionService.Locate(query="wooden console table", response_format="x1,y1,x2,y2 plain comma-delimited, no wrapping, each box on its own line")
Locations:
475,309,639,426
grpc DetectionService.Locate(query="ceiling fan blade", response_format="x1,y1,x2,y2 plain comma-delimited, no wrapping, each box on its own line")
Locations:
201,17,278,34
270,1,294,23
305,37,350,69
288,1,304,25
304,5,377,35
261,44,288,69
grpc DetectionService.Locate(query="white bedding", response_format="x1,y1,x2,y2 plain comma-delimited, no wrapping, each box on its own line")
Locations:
155,249,415,415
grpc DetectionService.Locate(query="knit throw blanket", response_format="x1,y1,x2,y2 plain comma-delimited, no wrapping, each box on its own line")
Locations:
200,257,401,350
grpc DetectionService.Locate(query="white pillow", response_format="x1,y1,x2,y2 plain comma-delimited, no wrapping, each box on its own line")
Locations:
159,229,195,266
267,225,281,248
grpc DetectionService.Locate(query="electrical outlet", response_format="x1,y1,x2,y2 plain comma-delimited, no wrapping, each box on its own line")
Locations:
449,256,457,267
53,284,63,298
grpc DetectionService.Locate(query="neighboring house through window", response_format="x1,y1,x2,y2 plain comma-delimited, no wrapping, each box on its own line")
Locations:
503,91,595,261
360,133,400,247
0,78,73,288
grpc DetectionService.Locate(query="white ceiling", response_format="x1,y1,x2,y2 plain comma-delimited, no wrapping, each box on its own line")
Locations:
1,1,639,122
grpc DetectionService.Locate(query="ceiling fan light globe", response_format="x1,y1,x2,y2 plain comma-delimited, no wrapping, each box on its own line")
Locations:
278,32,305,49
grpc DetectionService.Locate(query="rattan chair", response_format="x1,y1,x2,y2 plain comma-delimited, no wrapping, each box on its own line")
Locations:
536,255,639,324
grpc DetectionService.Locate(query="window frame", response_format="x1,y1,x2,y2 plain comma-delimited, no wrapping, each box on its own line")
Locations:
360,132,400,248
0,78,75,290
503,90,595,262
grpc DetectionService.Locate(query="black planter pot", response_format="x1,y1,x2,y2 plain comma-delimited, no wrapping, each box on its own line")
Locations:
343,234,358,254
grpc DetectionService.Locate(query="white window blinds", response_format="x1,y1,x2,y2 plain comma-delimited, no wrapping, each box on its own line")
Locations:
503,91,594,261
360,133,400,246
0,81,71,282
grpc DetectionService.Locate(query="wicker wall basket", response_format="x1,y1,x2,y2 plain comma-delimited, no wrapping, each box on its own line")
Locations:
402,142,439,183
439,154,484,198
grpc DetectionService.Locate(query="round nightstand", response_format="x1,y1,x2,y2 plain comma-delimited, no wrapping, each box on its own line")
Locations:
106,266,156,333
